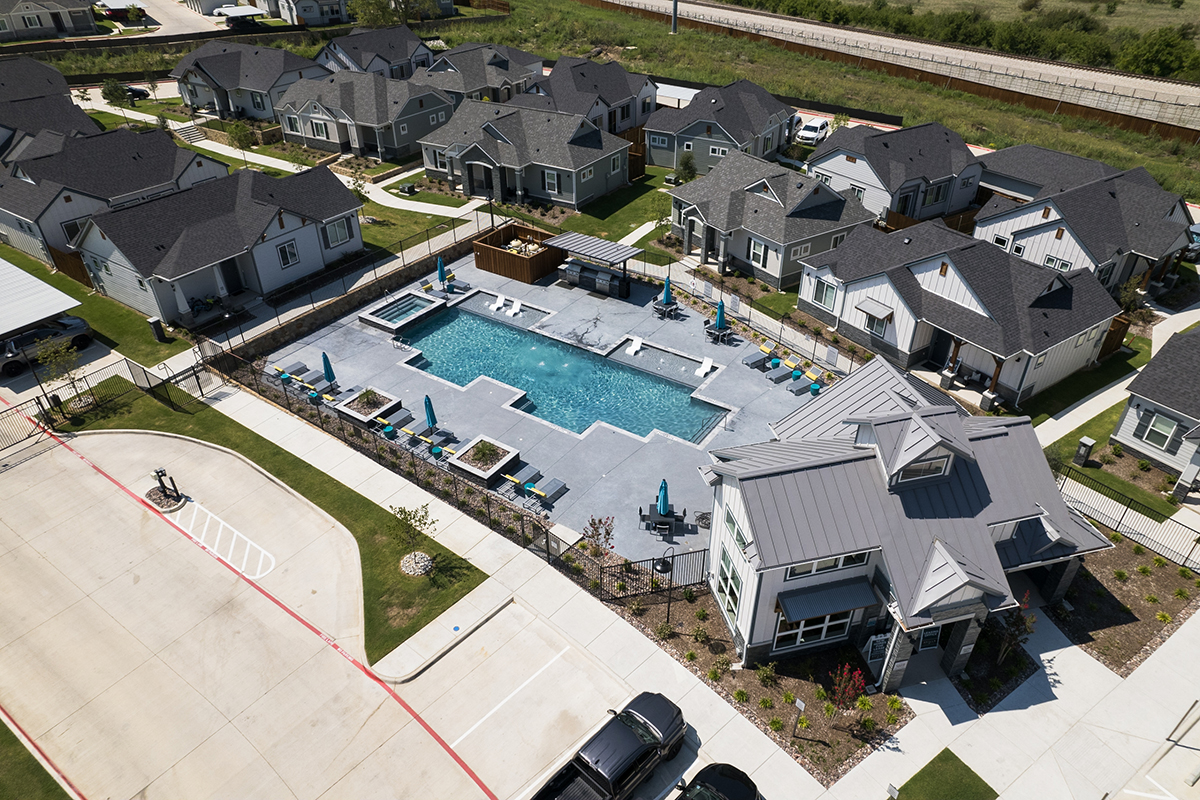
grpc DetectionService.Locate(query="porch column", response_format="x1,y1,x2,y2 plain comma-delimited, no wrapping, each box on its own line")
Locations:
939,337,964,389
491,166,503,203
171,281,194,326
879,625,916,693
938,611,985,677
980,354,1004,411
718,233,730,273
212,264,229,298
1039,557,1081,605
515,167,525,204
446,156,457,193
696,222,708,264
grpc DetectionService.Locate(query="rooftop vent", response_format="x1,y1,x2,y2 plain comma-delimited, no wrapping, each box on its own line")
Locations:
903,237,912,244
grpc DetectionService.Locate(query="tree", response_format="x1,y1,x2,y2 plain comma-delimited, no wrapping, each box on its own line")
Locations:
1118,273,1143,312
1116,27,1199,78
347,0,438,27
389,503,435,557
829,112,850,133
74,86,90,106
676,150,697,183
582,515,614,557
349,169,369,203
225,121,255,169
126,4,144,28
996,590,1036,665
35,336,84,407
144,69,159,101
100,78,131,125
648,190,672,229
156,113,168,131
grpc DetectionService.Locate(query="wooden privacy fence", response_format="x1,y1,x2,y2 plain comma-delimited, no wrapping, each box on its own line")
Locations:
473,223,564,284
48,246,92,290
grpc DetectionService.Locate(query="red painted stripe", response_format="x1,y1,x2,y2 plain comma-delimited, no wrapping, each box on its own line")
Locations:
0,400,499,800
0,700,89,800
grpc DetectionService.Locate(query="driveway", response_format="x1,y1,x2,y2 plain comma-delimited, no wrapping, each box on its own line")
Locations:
136,0,220,36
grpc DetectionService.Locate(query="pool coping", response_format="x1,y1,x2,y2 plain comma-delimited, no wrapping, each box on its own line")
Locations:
358,289,446,335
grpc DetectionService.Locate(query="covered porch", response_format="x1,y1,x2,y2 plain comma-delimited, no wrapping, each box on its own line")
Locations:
679,211,732,274
162,253,257,326
921,325,1017,411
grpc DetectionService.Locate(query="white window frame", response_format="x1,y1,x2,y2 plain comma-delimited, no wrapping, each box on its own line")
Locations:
398,123,408,135
581,166,593,181
923,181,949,207
1143,413,1178,450
831,232,847,249
545,170,558,194
784,551,868,581
1012,243,1025,257
724,508,751,551
649,134,668,148
748,238,765,267
709,146,729,157
277,240,300,268
716,546,742,626
610,154,621,175
251,92,265,110
434,150,448,171
438,111,445,122
324,217,351,248
1045,255,1073,271
1075,332,1087,347
763,134,773,153
22,14,40,27
897,457,949,482
310,120,329,139
1034,353,1046,369
865,314,887,337
790,243,811,260
683,141,692,151
285,115,300,134
1097,262,1115,285
813,278,836,310
815,172,831,186
136,277,147,290
849,185,865,201
0,19,8,31
429,114,437,125
773,608,852,651
992,235,1009,249
1088,324,1101,341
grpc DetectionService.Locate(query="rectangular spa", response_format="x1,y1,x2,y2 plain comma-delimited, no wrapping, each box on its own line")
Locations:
359,291,441,334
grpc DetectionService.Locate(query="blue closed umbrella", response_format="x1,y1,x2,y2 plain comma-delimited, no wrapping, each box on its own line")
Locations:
715,300,726,330
321,351,335,385
662,276,673,306
437,255,446,285
657,479,669,516
424,395,437,429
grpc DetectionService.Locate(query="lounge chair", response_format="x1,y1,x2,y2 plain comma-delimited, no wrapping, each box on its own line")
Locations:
742,343,773,370
525,477,567,509
765,357,801,383
626,336,642,356
694,356,714,377
788,380,820,397
506,299,523,318
489,293,507,312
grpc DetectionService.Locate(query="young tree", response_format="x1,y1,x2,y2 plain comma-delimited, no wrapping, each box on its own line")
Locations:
100,78,131,125
349,168,369,204
829,112,850,133
35,336,84,406
996,590,1036,665
126,4,145,28
649,189,672,229
144,69,159,100
582,515,614,557
348,0,438,26
156,113,168,131
1118,273,1144,312
390,503,435,557
225,121,255,169
676,150,697,183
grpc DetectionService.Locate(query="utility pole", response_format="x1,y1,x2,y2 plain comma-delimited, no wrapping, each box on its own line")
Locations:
671,0,678,34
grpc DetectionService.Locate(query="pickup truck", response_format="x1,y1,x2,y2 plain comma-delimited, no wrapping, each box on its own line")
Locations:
532,692,686,800
674,763,760,800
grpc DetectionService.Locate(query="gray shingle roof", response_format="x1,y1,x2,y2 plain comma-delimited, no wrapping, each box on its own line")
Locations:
810,221,1120,357
508,56,650,117
409,42,542,97
976,144,1120,199
643,79,789,145
418,100,628,171
171,41,322,93
277,71,450,127
0,57,69,102
321,25,426,70
88,167,358,280
810,122,975,193
668,150,874,244
1126,327,1200,423
0,95,98,163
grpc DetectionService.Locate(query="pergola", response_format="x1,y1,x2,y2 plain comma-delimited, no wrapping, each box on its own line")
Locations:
543,231,644,282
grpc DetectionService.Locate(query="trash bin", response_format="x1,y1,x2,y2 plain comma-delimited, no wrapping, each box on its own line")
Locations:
147,317,167,343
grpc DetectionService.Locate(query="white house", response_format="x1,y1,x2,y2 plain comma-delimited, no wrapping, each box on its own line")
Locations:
278,0,346,26
171,41,330,121
74,168,362,325
315,25,434,78
805,122,980,226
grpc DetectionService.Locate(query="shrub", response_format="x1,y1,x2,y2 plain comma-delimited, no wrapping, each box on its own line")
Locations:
714,655,732,674
1174,588,1189,600
589,579,600,590
685,650,697,661
1157,611,1173,623
1099,453,1116,465
707,667,721,681
695,608,709,621
782,690,795,704
571,563,584,575
797,715,810,729
1109,532,1123,543
1153,556,1167,568
1133,544,1145,555
693,626,710,643
769,717,783,731
616,581,627,591
650,577,661,590
855,695,873,714
823,701,836,719
629,598,645,616
756,662,778,687
861,717,876,732
885,711,899,725
683,587,695,602
1138,565,1152,575
759,697,774,709
989,677,1003,691
1146,594,1160,604
814,686,828,701
1180,567,1193,579
887,695,903,711
655,621,674,640
830,663,866,709
1111,443,1123,456
733,689,749,703
1138,460,1152,472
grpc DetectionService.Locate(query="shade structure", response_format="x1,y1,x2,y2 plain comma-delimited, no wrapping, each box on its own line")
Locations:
715,300,726,330
424,395,437,429
657,479,669,516
437,256,446,284
662,277,673,306
321,352,335,385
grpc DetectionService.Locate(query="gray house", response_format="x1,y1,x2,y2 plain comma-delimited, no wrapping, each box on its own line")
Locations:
1111,328,1200,500
315,25,434,79
795,220,1120,409
0,94,97,163
74,168,362,326
0,129,229,266
667,150,874,290
704,356,1110,690
0,0,95,42
278,0,347,26
806,122,981,226
172,41,330,121
507,56,656,135
276,71,453,159
644,79,791,172
419,101,630,209
409,42,543,108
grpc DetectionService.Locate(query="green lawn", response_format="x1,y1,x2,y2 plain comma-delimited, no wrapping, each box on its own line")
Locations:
58,385,486,664
360,201,461,252
389,187,470,208
1,244,192,367
1022,335,1152,427
87,110,140,130
0,722,69,800
252,141,322,166
562,167,673,240
132,96,190,122
900,749,996,800
1049,401,1180,518
756,290,801,318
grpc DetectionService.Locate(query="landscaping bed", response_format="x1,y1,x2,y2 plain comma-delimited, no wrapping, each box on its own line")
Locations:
610,589,913,787
1156,262,1200,312
947,614,1040,714
253,140,329,166
1046,528,1200,676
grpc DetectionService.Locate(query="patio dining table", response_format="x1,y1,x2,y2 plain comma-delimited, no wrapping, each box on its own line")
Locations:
653,301,679,320
645,503,683,535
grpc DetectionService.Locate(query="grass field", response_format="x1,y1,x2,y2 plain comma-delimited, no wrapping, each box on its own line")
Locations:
562,167,673,239
0,723,69,800
359,201,462,251
900,749,997,800
132,96,190,122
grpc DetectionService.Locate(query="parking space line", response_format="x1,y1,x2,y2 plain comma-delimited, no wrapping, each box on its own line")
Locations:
451,646,571,749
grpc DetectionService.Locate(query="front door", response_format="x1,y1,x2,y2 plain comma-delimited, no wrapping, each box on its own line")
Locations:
220,259,243,295
919,625,941,651
50,11,66,31
928,328,952,370
896,193,914,218
608,109,617,133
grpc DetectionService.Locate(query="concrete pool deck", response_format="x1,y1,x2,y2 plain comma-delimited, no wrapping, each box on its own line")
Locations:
265,254,816,561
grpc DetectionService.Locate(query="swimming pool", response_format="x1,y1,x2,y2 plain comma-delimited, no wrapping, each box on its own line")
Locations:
402,308,726,441
359,292,439,333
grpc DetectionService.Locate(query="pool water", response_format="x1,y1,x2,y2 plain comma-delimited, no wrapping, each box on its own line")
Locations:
402,309,726,441
374,294,434,323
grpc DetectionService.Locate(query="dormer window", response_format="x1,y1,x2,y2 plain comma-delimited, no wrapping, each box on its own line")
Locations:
897,457,949,482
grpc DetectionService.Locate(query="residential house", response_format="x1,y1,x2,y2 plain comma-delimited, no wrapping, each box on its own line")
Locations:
805,122,980,226
419,101,630,209
0,57,70,101
0,94,98,163
644,79,791,172
408,42,543,107
276,71,452,159
667,150,874,289
0,0,95,42
75,168,361,325
507,56,656,134
172,41,330,121
795,220,1120,408
0,129,228,265
703,356,1110,690
279,0,347,27
315,25,434,78
1110,328,1200,500
972,162,1191,293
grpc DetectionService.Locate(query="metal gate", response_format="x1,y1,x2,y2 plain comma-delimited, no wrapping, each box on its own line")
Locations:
598,548,709,599
0,398,50,450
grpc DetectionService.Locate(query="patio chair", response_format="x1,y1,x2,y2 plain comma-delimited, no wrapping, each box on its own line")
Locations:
489,293,507,312
626,336,643,356
742,345,772,370
788,380,821,397
525,477,567,510
506,299,523,318
765,357,801,383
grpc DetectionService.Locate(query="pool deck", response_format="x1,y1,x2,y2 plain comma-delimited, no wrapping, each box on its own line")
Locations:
267,254,810,561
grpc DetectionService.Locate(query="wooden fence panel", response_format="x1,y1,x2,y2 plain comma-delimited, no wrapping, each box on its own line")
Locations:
48,246,92,290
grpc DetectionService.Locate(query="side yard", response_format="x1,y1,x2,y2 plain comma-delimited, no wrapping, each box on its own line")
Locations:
1021,334,1152,427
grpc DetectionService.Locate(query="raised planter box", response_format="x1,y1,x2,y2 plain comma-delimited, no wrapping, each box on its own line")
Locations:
448,434,519,489
334,386,404,427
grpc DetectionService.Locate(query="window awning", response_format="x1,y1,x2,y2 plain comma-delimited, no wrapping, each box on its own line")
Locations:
855,297,893,320
777,576,878,624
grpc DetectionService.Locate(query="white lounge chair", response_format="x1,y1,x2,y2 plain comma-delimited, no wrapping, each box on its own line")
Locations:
489,293,506,312
695,356,714,377
626,336,643,356
506,299,523,317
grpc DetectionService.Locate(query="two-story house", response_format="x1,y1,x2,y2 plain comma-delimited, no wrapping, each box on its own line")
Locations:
279,0,347,26
667,150,874,289
314,25,434,79
275,71,453,160
506,56,656,135
972,163,1191,293
703,356,1110,690
74,167,361,325
805,122,980,227
644,80,791,172
1110,328,1200,501
418,101,630,209
795,220,1120,409
408,42,543,108
172,41,330,121
0,0,95,42
0,129,228,266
